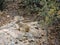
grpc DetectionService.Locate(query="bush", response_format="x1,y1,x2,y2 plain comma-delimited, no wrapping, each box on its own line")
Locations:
18,0,60,28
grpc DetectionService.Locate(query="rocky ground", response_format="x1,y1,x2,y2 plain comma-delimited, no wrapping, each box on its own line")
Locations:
0,0,60,45
0,15,48,45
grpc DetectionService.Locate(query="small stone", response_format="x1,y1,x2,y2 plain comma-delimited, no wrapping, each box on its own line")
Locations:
23,40,29,43
15,24,20,30
7,15,10,18
22,37,27,41
15,41,18,44
35,27,39,29
14,16,21,22
14,16,24,22
28,39,35,42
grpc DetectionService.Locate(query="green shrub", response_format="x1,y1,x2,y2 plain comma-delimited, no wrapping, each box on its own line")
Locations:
19,0,60,28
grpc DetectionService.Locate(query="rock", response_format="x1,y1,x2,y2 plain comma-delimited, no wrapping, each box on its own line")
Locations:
15,24,20,30
0,15,48,45
14,16,24,22
7,15,10,18
14,16,21,22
